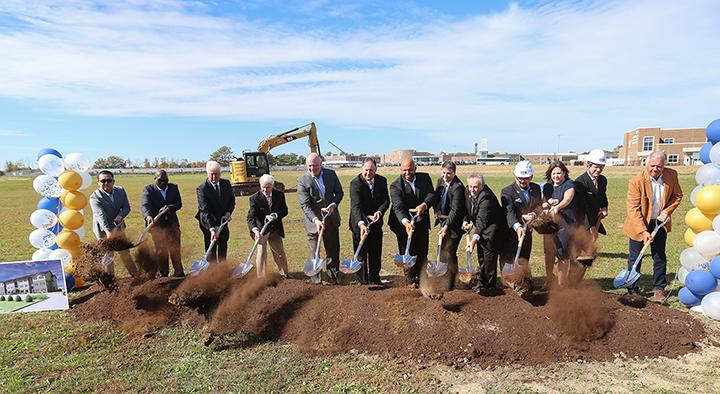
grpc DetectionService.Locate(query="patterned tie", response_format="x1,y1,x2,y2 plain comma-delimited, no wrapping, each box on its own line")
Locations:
592,176,598,190
266,194,272,208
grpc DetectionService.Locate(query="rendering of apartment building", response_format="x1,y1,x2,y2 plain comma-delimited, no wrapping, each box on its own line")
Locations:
0,271,58,295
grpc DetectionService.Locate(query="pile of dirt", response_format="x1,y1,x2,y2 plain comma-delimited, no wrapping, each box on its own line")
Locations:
71,274,706,367
75,243,117,290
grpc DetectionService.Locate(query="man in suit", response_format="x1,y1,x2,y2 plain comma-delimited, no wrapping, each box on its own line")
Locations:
428,161,466,286
89,170,138,276
500,160,542,295
195,160,235,263
623,151,682,303
389,158,436,287
464,173,507,289
247,174,289,278
141,169,183,277
574,149,609,237
297,152,344,284
349,158,390,285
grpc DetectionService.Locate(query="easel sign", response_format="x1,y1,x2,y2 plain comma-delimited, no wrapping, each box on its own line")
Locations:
0,259,69,313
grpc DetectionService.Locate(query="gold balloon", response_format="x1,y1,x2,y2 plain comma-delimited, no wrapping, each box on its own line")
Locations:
58,209,83,230
58,171,82,192
696,185,720,215
63,261,76,275
55,230,81,250
64,191,87,210
66,247,81,260
685,228,697,247
73,276,86,288
685,207,714,233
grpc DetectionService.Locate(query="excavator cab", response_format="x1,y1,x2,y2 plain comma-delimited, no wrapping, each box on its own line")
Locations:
243,152,269,178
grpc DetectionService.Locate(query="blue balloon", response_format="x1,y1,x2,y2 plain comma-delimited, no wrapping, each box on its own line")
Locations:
64,274,75,290
50,224,64,235
48,243,59,251
700,142,713,164
37,148,62,160
709,256,720,279
679,287,703,306
685,269,717,296
708,119,720,145
37,197,61,214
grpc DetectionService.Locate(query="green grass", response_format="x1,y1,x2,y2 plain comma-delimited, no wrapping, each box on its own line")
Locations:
0,300,29,312
0,165,716,393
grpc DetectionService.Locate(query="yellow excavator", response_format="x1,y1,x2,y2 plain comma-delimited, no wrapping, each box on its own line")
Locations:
230,122,320,196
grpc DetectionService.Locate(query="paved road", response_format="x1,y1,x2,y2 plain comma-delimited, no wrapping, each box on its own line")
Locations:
14,292,69,312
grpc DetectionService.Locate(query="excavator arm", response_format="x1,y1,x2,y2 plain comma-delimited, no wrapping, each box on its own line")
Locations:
256,122,321,154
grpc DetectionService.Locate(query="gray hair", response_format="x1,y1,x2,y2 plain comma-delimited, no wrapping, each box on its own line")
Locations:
648,151,667,164
467,173,485,186
206,160,221,173
259,174,275,186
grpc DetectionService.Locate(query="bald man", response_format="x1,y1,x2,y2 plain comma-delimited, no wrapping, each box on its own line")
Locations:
297,153,344,284
141,169,184,276
388,158,436,287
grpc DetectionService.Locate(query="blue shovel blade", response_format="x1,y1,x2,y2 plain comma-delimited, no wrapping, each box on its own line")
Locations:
614,269,640,289
340,258,362,274
232,263,253,279
304,259,322,277
404,255,417,268
189,259,209,276
426,261,448,278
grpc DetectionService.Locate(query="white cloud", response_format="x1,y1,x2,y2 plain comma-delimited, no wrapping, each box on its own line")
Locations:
0,0,719,151
0,130,32,137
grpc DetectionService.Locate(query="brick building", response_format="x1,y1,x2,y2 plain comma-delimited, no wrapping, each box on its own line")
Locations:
619,127,706,166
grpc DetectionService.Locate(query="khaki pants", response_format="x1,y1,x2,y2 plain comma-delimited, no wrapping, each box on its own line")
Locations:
256,232,288,277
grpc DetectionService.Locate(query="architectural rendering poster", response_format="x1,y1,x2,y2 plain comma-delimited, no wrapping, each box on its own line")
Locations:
0,259,69,313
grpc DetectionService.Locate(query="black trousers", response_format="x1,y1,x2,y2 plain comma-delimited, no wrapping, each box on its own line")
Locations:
628,220,668,291
307,226,341,271
501,230,532,264
353,227,383,283
152,225,183,276
394,227,429,283
200,224,230,263
475,241,498,288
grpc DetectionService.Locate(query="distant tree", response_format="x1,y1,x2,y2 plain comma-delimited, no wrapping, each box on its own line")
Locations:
4,160,26,172
299,155,306,165
4,161,16,172
93,158,108,169
105,156,127,168
0,170,4,176
325,151,333,157
209,146,235,166
142,158,151,168
274,153,306,166
179,159,189,168
266,153,275,166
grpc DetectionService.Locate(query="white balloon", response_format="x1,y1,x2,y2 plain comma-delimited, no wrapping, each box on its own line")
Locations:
700,291,720,320
680,247,708,271
690,185,702,207
711,142,720,166
32,248,52,261
713,215,720,234
37,154,65,177
64,153,90,172
32,175,62,198
696,163,720,186
48,249,72,269
694,231,720,259
79,171,92,190
30,209,59,229
73,226,86,239
28,228,56,249
677,266,689,285
690,305,705,315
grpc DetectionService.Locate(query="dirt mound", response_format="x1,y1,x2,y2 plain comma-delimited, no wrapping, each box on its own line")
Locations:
75,243,117,290
71,276,705,367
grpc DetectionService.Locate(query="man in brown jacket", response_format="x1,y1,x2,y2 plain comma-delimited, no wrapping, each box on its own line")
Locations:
622,151,683,302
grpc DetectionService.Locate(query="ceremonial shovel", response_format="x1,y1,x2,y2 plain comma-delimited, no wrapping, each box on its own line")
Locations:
426,227,448,278
503,220,530,276
303,211,330,283
613,218,668,289
99,206,173,267
340,218,378,275
232,216,275,279
188,217,230,276
459,227,479,275
393,210,418,268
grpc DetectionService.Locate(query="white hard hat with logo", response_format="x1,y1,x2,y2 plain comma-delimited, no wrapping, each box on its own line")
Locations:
513,160,533,178
587,149,606,165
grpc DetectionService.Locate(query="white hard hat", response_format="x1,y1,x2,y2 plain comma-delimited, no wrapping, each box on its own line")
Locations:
513,160,533,178
587,149,606,165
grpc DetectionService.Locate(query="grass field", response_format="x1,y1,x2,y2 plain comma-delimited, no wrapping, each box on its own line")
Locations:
1,165,719,393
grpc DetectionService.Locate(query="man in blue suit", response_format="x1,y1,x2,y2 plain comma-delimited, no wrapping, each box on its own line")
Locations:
141,169,184,277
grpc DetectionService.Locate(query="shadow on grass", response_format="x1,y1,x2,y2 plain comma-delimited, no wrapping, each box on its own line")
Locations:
598,251,628,259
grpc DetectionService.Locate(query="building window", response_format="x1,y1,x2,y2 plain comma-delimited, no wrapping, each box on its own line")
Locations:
668,154,679,164
642,136,654,151
659,138,674,144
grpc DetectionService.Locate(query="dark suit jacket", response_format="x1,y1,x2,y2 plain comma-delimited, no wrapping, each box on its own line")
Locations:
464,185,507,251
297,168,344,233
141,183,182,228
195,178,236,230
500,182,542,230
348,174,390,236
388,172,435,234
246,189,288,238
574,171,608,235
429,176,466,239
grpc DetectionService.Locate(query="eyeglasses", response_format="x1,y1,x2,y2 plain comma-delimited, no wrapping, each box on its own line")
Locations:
99,179,114,184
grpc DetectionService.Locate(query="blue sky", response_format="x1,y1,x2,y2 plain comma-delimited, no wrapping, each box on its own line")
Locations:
1,0,720,165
